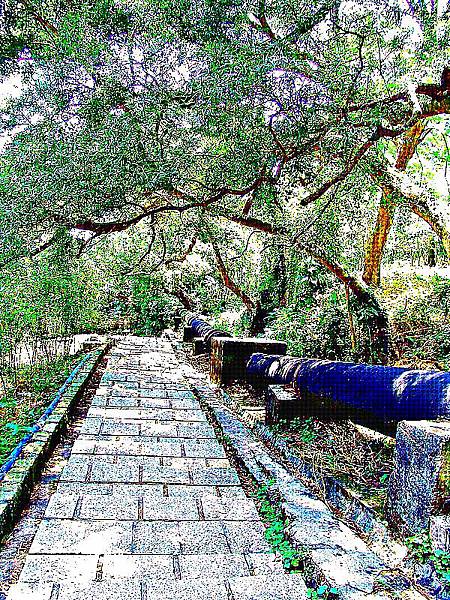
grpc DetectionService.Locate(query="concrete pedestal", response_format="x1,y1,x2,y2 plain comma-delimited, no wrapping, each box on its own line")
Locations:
210,337,287,385
265,385,298,425
387,420,450,533
183,326,194,343
193,337,206,355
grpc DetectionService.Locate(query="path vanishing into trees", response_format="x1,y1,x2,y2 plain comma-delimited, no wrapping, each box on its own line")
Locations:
5,337,307,600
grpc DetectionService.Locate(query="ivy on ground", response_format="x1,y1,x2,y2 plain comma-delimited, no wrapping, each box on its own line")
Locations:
251,479,339,598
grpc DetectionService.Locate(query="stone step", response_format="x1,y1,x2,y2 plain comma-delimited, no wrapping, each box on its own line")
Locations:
16,552,286,585
8,573,308,600
28,518,270,555
43,492,259,521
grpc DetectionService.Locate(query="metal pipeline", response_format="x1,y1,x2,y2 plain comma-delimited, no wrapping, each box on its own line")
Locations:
247,353,450,422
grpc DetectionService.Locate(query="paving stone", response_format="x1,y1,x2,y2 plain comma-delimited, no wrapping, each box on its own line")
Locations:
105,397,140,408
79,417,102,435
143,498,199,520
246,553,285,576
145,577,229,600
140,421,179,437
222,521,270,553
88,408,142,420
140,437,183,457
190,467,241,486
19,554,98,583
77,435,143,455
59,458,90,483
56,581,142,600
45,493,78,518
7,583,53,600
205,458,233,468
101,554,174,580
162,457,208,468
171,409,208,422
135,397,172,408
71,438,97,454
79,494,139,520
90,396,108,407
100,420,140,436
179,553,249,580
170,390,197,399
178,522,231,554
95,483,161,499
142,465,191,484
5,337,307,600
167,485,221,498
183,439,226,458
171,398,201,410
229,574,307,599
57,482,114,495
217,486,249,498
89,462,140,483
132,521,181,554
30,519,133,554
178,423,216,439
201,497,259,521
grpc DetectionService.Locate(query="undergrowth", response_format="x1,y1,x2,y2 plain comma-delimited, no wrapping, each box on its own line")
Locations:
0,354,80,465
251,479,339,598
406,530,450,589
269,416,393,512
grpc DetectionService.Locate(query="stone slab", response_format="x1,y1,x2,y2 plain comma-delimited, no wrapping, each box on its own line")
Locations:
388,420,450,533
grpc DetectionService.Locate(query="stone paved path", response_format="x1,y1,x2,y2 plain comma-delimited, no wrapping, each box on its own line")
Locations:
7,337,307,599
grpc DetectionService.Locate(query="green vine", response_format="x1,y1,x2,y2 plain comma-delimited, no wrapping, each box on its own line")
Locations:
251,479,339,597
406,530,450,586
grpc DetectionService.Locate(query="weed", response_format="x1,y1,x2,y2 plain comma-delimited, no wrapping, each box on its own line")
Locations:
270,417,318,444
406,530,450,586
306,585,339,598
0,354,80,465
252,480,306,572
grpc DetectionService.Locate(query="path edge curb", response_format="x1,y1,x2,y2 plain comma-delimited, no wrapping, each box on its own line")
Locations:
0,342,111,542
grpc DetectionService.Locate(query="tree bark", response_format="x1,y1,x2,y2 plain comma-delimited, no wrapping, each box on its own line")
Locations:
363,120,425,286
210,241,256,312
375,163,450,260
163,287,193,310
299,244,390,363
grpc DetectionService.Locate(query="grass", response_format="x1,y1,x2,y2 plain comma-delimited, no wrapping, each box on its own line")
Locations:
0,354,81,466
269,417,394,512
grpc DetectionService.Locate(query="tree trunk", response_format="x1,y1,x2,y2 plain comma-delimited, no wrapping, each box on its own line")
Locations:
375,163,450,261
363,121,425,286
249,301,266,336
163,287,193,310
211,240,256,312
362,185,397,286
408,201,450,259
302,244,390,364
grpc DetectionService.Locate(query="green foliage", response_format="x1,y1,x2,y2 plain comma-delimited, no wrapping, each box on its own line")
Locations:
0,246,109,387
252,480,306,572
384,274,450,369
406,531,450,586
0,354,79,466
0,0,450,371
129,276,177,336
271,418,318,444
306,585,339,599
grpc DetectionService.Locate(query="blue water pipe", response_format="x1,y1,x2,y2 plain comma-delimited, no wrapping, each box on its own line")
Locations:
0,351,93,482
247,353,450,423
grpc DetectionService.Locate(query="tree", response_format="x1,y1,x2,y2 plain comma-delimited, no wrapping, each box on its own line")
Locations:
1,0,450,362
